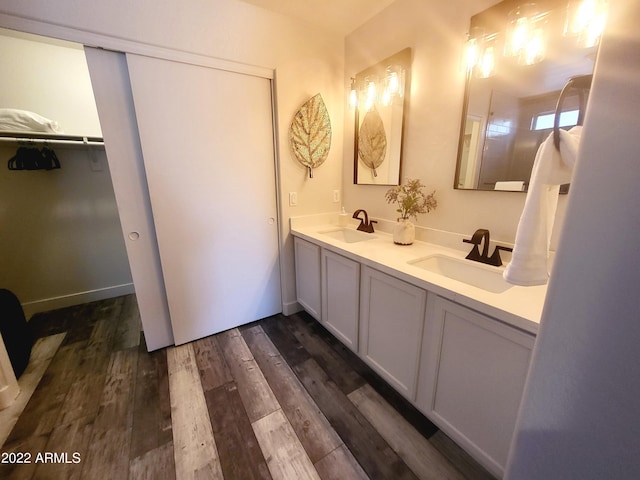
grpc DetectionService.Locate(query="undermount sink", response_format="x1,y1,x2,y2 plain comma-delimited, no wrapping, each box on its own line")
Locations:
319,228,377,243
408,254,512,293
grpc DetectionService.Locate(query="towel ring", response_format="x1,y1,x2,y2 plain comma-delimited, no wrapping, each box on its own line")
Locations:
553,74,593,150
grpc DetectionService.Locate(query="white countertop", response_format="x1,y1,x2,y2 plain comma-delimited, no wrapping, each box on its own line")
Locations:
291,215,547,335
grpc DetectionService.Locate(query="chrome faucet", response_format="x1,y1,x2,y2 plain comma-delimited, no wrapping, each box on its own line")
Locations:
463,228,512,266
352,209,377,233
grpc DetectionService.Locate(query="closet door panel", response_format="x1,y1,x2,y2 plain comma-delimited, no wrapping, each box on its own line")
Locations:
126,54,281,345
85,47,174,351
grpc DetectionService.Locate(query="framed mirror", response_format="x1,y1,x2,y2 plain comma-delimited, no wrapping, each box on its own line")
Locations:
455,0,603,191
352,48,411,185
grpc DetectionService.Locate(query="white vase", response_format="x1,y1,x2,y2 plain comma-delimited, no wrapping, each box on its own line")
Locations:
393,218,415,245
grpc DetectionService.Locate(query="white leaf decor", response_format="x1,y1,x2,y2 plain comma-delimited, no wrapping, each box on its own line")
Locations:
358,109,387,177
289,93,331,178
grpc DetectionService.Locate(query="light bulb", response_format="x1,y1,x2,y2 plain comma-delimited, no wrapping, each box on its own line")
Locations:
479,46,496,78
521,28,545,65
388,71,399,95
381,87,392,106
349,88,358,108
465,37,481,71
511,17,530,55
365,80,377,110
566,0,596,35
565,0,608,47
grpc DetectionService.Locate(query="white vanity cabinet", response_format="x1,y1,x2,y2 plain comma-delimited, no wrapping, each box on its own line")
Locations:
321,249,360,352
294,237,322,320
359,266,427,400
417,295,535,477
292,230,539,478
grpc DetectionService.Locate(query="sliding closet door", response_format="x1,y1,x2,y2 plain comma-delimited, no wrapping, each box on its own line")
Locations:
126,54,281,345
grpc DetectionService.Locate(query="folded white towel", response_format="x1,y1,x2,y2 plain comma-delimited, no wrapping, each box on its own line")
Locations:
0,108,62,133
503,126,582,286
495,180,525,191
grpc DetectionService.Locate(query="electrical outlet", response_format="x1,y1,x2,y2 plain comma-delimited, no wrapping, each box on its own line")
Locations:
88,149,103,172
289,191,298,206
332,189,340,203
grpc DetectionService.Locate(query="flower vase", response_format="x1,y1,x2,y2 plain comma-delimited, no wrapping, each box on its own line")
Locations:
393,218,415,245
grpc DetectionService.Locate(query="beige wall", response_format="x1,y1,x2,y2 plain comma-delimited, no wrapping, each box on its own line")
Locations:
0,145,133,315
342,0,569,246
0,29,102,137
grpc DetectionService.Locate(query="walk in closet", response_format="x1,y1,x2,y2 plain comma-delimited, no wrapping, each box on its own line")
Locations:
0,29,134,320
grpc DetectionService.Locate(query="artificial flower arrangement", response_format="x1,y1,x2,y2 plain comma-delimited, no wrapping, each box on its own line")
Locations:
385,178,437,244
385,178,437,220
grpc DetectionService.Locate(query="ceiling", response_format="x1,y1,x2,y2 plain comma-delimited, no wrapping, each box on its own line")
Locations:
237,0,397,35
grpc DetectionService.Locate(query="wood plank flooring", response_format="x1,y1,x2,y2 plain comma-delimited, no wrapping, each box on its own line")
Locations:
0,295,496,480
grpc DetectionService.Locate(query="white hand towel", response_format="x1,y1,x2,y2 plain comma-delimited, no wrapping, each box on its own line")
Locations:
503,126,582,286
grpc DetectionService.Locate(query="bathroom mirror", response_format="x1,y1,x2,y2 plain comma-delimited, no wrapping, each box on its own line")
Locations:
352,48,411,186
455,0,600,191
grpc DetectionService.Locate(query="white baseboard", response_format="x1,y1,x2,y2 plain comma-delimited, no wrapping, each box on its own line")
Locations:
282,300,303,316
22,283,136,320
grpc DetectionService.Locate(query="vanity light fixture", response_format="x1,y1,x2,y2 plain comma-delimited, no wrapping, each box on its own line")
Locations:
464,30,498,78
349,66,406,111
463,0,607,77
503,3,548,63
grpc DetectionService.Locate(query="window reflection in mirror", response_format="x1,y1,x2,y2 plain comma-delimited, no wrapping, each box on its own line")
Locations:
352,48,411,186
455,0,602,192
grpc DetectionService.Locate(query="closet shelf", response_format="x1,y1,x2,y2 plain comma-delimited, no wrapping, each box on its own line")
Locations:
0,131,104,147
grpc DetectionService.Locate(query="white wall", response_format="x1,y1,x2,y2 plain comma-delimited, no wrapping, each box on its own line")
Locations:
343,0,569,246
506,0,640,477
0,31,133,317
0,29,101,136
0,0,345,314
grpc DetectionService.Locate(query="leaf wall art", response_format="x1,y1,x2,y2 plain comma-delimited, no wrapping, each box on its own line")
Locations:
358,109,387,177
289,93,331,178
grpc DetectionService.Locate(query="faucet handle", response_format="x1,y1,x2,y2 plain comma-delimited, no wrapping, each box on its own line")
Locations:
463,228,489,245
488,245,513,266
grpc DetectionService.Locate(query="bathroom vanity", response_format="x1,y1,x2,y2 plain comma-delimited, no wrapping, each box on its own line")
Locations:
291,214,546,478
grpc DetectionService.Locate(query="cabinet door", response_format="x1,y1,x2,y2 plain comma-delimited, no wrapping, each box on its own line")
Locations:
294,237,321,320
359,266,426,400
321,249,359,352
417,295,535,477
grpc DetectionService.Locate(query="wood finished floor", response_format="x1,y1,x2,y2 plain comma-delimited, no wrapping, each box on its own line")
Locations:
0,295,495,480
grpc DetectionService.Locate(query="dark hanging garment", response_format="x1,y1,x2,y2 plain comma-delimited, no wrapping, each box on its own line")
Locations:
39,147,61,170
8,146,61,171
8,146,40,170
0,289,33,378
